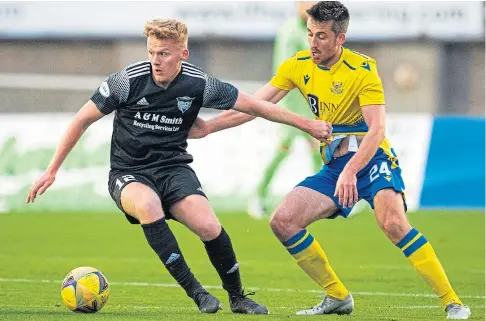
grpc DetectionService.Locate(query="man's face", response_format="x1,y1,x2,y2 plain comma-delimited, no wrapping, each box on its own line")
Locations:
147,35,188,86
307,18,345,66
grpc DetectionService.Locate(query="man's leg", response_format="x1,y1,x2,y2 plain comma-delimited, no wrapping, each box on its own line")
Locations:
171,194,269,315
165,166,268,314
270,186,353,315
373,188,471,319
114,180,220,313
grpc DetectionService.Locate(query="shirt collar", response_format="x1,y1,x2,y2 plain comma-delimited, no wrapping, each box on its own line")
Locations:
317,47,345,73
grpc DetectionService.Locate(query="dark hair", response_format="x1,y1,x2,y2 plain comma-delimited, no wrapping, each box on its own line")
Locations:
306,1,350,35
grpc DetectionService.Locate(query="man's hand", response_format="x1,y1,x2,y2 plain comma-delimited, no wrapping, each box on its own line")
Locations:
334,167,358,209
305,120,333,141
26,170,56,203
188,117,211,139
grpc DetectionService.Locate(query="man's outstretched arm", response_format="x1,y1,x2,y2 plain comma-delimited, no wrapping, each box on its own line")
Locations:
26,101,105,203
189,83,289,138
229,87,330,142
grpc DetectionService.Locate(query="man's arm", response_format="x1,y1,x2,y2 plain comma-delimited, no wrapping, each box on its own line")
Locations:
26,101,105,202
333,105,385,208
47,101,106,174
187,116,211,139
344,105,386,174
27,69,129,203
231,89,331,141
203,83,289,134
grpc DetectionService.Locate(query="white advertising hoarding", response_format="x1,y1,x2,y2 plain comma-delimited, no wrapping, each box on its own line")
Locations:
0,1,483,40
0,113,431,213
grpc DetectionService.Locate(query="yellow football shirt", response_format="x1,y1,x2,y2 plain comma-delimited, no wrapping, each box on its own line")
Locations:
270,47,395,165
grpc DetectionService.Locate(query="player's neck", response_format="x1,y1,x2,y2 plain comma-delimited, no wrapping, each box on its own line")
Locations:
153,65,182,89
320,46,343,70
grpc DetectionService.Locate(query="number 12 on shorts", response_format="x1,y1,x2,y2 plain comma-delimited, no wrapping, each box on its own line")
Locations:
115,175,136,190
369,162,391,183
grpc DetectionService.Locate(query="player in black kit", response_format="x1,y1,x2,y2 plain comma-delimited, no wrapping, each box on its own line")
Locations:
27,19,332,314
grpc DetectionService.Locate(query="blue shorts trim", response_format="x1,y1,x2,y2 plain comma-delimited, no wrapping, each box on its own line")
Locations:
296,148,407,218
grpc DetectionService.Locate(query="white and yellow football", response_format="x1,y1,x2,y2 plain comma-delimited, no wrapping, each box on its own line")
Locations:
60,266,110,313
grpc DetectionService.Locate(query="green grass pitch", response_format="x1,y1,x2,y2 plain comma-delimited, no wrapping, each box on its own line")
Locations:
0,210,484,320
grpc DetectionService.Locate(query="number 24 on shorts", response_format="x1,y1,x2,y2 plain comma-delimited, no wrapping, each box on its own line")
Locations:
369,162,391,183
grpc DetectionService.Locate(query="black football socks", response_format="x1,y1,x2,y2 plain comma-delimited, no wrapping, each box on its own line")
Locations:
142,218,201,297
203,227,242,297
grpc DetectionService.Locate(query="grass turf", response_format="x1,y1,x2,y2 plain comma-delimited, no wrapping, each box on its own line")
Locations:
0,210,484,320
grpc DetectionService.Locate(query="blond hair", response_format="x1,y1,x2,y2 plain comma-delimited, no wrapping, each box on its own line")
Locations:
144,19,188,45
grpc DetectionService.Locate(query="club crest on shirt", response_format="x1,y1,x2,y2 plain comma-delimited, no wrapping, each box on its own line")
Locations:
331,81,344,95
176,96,195,113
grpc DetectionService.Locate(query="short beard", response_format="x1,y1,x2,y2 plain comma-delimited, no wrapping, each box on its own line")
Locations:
319,46,340,67
319,55,335,66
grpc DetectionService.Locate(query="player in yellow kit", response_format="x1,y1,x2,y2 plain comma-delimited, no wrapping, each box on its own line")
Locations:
189,1,470,319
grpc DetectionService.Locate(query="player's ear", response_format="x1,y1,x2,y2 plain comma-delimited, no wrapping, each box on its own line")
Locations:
336,33,346,46
181,48,189,61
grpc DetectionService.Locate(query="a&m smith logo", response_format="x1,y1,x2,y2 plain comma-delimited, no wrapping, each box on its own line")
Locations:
330,81,344,95
176,96,195,113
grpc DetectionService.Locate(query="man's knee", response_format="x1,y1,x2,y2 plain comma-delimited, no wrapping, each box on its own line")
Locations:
197,221,222,241
121,183,164,224
125,195,164,225
374,189,410,241
381,216,408,238
135,200,163,223
170,195,221,241
270,208,294,239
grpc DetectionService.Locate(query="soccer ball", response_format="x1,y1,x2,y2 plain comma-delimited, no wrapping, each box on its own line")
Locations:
60,266,110,313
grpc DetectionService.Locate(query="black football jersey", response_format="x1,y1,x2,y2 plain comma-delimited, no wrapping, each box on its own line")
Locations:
90,61,238,171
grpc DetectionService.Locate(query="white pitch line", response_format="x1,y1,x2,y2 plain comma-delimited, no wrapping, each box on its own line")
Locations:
0,303,484,311
382,305,485,309
0,304,195,310
0,278,484,299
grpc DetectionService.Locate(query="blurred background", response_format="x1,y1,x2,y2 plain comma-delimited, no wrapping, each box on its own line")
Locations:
0,1,484,214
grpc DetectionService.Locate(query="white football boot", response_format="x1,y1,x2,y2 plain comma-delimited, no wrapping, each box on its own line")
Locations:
296,293,354,315
446,303,471,319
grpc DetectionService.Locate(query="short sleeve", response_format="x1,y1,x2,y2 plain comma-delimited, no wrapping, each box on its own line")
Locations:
270,57,296,91
90,70,130,114
202,75,239,110
358,61,385,106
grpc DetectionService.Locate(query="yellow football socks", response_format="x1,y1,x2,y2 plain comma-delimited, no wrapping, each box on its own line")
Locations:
283,230,349,299
396,228,462,308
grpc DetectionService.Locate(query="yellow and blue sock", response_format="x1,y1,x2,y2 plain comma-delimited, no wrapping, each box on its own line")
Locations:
283,229,348,299
396,228,462,309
